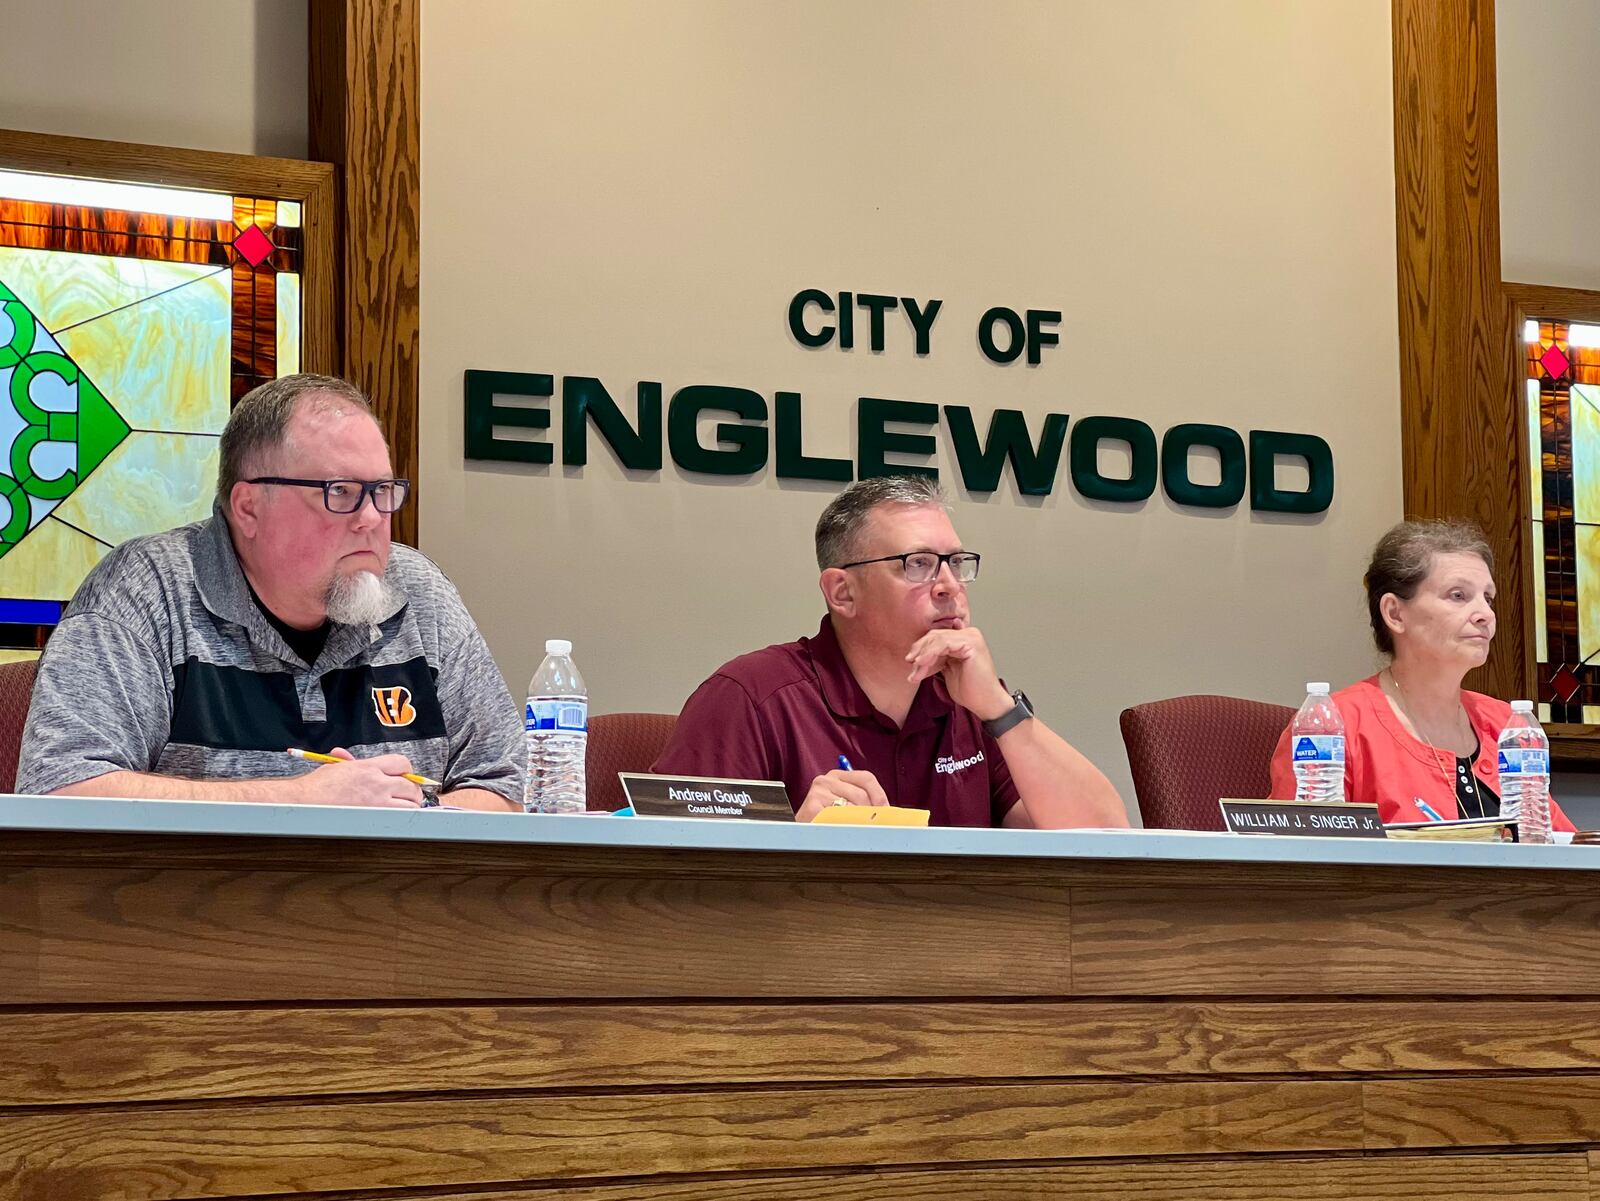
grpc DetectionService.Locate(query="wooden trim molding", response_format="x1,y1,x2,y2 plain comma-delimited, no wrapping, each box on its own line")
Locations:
0,127,336,376
1392,0,1520,701
310,0,421,547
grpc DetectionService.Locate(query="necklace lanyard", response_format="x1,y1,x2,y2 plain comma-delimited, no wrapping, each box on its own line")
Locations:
1383,669,1480,817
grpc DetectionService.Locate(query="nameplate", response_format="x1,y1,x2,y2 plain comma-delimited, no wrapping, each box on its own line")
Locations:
1219,799,1387,838
619,773,794,821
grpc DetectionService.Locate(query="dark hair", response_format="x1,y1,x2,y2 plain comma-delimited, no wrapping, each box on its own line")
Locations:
1365,519,1495,654
217,373,376,508
814,475,947,569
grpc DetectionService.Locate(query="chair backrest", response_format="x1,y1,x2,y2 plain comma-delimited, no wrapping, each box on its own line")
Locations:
585,711,679,811
1119,693,1294,830
0,657,39,793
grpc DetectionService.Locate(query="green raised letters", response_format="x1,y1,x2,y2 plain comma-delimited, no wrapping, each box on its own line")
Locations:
944,406,1068,495
562,377,662,470
1069,415,1157,503
787,289,834,348
1249,430,1335,514
858,397,939,479
1161,423,1246,508
463,369,553,464
977,307,1025,365
776,391,851,482
668,386,769,476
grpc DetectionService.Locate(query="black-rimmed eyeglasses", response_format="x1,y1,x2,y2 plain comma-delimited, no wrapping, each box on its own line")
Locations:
838,551,981,583
248,477,412,514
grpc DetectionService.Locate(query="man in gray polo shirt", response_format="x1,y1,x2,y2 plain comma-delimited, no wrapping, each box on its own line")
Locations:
17,374,524,810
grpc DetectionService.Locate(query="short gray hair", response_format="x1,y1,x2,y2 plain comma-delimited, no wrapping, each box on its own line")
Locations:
217,374,376,507
1365,519,1494,655
815,475,947,569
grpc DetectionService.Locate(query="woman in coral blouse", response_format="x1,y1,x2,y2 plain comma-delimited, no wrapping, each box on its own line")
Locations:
1269,520,1574,831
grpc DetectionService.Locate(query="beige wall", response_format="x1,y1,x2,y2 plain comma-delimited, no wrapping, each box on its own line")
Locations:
419,0,1403,817
1499,0,1600,290
0,0,306,158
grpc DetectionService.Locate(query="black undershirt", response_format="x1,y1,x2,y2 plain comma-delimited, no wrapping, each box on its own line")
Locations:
1454,740,1500,820
247,583,330,666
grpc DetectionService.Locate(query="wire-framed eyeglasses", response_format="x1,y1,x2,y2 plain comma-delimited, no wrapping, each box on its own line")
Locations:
248,477,412,514
838,551,981,583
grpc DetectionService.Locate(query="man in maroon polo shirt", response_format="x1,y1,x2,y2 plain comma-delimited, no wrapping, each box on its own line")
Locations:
652,476,1127,828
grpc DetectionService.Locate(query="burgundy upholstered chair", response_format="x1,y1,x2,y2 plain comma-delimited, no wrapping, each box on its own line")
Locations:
0,657,39,794
1119,694,1295,830
585,711,678,811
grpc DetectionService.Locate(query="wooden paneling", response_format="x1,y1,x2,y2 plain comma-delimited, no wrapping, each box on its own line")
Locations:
0,1080,1363,1201
0,826,1576,891
9,831,1600,1198
1365,1076,1600,1149
12,999,1600,1106
1070,882,1600,994
256,1154,1591,1201
310,0,421,546
0,867,1069,1003
1392,0,1521,700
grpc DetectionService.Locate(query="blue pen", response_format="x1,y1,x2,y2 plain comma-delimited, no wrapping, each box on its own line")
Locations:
1415,799,1446,822
837,755,854,772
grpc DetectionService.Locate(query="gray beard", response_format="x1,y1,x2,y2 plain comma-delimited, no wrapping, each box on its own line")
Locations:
323,569,395,626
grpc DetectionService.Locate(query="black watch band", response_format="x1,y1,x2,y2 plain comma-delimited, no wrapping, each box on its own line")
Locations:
982,690,1033,738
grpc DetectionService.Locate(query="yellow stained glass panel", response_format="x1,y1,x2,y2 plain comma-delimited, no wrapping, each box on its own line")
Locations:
1534,520,1547,664
51,433,219,551
276,272,301,377
1573,384,1600,524
1527,379,1542,515
0,512,107,600
1576,525,1600,663
0,247,227,348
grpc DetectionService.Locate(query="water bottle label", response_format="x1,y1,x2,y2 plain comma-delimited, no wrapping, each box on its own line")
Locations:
525,699,588,733
1497,748,1548,775
1292,734,1345,764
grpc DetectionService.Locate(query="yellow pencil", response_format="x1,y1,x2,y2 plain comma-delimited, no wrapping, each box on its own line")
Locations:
286,747,443,790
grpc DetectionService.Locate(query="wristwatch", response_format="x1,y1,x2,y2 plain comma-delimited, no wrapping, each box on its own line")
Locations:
983,690,1034,738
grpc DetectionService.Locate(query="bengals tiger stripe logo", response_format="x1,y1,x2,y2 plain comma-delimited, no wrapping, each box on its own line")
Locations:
371,686,417,728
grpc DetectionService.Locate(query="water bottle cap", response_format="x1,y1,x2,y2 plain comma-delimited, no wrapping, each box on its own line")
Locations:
545,639,572,655
1306,682,1330,694
1511,699,1534,713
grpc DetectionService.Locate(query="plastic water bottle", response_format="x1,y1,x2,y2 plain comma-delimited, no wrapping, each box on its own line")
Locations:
1290,682,1346,803
524,639,587,814
1498,700,1551,844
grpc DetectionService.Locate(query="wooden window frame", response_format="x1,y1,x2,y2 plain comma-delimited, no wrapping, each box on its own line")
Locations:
1506,282,1600,765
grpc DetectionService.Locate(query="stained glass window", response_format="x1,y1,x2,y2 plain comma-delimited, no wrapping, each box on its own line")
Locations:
1525,317,1600,725
0,170,302,657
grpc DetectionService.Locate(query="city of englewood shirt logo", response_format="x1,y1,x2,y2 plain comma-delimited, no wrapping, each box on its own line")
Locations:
936,750,985,775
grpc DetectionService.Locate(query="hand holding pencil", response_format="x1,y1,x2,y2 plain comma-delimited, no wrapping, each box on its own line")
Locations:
285,747,440,808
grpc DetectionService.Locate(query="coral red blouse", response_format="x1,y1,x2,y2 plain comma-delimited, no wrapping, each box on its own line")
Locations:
1268,675,1575,831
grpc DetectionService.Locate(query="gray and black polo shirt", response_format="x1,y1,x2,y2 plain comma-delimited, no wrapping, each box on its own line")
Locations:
16,508,525,802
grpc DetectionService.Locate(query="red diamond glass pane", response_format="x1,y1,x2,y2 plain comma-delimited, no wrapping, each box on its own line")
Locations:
1541,343,1571,379
1552,665,1582,703
233,223,274,268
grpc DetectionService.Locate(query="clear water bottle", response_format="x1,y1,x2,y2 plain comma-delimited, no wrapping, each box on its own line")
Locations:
524,639,587,814
1290,682,1346,803
1497,700,1551,844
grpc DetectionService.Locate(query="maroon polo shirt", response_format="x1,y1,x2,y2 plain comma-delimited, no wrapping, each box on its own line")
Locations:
652,616,1021,827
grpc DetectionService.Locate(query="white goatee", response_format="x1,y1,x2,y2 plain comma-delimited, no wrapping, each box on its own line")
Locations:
323,569,396,626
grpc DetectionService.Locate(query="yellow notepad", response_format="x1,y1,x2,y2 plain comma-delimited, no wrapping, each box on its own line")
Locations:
812,805,931,827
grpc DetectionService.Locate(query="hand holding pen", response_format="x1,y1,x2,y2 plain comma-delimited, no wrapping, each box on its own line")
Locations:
794,753,890,823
